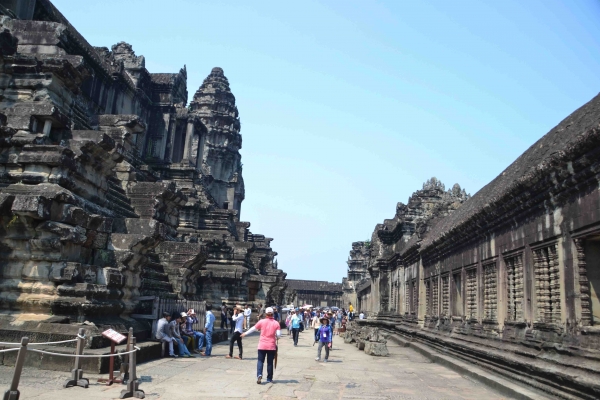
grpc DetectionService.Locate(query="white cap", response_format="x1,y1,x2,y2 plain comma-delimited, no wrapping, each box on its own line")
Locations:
265,307,274,314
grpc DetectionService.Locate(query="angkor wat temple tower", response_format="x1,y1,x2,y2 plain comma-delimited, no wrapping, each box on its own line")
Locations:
0,0,286,342
189,67,244,214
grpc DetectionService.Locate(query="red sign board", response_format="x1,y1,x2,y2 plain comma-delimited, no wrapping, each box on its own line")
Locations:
102,328,127,344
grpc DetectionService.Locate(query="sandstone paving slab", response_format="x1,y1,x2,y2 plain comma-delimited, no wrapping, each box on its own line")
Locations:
0,330,516,399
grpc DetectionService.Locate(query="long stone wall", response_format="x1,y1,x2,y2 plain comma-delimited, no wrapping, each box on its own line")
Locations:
342,94,600,398
0,0,286,344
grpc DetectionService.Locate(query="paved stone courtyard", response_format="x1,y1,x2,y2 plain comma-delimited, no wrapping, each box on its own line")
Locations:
0,330,513,400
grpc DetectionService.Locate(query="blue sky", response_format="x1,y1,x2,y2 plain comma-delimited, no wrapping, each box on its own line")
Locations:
54,0,600,282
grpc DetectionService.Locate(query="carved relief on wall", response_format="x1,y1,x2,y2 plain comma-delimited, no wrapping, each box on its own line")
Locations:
505,253,524,322
432,277,439,317
466,267,477,320
441,274,450,317
573,238,591,326
425,279,431,316
483,261,497,322
411,279,418,315
533,243,561,324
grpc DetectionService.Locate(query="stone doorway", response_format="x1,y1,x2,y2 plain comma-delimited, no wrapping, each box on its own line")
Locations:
584,238,600,325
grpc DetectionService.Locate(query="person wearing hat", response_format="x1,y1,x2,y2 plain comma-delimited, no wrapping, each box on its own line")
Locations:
241,306,281,384
226,305,244,360
169,311,193,358
315,316,332,362
327,311,335,350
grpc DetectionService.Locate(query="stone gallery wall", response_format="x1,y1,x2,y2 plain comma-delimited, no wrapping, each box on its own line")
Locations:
342,95,600,398
0,0,286,341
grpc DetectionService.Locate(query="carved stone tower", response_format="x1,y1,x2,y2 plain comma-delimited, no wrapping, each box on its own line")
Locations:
189,67,244,214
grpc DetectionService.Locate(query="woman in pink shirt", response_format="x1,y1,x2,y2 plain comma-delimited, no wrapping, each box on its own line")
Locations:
241,306,281,384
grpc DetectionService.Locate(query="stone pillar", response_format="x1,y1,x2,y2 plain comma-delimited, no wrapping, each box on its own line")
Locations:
42,119,52,137
182,120,194,163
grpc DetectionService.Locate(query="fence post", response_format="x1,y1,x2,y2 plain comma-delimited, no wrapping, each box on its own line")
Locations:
119,327,133,383
3,337,28,400
119,337,144,399
63,328,89,389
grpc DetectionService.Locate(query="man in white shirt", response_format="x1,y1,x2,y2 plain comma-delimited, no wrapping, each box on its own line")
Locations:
226,305,245,359
155,312,175,357
243,304,252,330
359,312,365,320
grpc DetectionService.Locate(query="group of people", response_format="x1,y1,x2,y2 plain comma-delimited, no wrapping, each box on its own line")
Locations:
155,302,362,384
284,305,353,362
156,306,216,358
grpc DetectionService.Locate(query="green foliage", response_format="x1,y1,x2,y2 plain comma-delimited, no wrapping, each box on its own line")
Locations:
363,240,371,248
6,215,19,229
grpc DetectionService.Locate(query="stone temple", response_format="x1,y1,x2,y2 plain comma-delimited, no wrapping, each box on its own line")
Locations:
342,96,600,397
0,0,286,341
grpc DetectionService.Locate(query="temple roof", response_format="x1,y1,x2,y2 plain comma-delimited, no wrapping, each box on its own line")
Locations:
420,92,600,250
286,279,343,292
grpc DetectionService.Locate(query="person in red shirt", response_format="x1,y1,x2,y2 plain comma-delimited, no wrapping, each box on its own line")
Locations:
241,306,281,384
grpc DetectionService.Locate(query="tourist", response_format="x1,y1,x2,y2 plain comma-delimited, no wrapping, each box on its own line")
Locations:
244,304,252,330
285,312,292,336
348,302,354,321
327,311,335,349
226,305,244,359
241,307,281,384
290,310,301,346
258,303,265,320
228,306,235,336
220,301,228,330
315,316,332,363
310,311,321,343
335,310,343,335
170,312,193,358
183,308,204,353
201,304,215,356
156,312,176,357
273,306,279,322
359,311,365,320
179,312,195,352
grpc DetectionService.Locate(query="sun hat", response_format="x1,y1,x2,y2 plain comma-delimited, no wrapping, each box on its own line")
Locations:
235,305,244,311
265,307,274,314
320,316,330,324
180,311,188,318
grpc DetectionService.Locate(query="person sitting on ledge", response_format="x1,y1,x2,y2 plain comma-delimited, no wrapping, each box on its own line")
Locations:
156,311,176,358
170,311,193,358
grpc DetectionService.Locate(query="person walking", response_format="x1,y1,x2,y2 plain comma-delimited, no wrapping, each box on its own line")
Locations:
315,316,332,362
311,312,321,343
201,304,215,356
226,305,244,359
258,303,265,320
243,304,252,330
156,312,176,357
290,310,301,346
241,307,281,384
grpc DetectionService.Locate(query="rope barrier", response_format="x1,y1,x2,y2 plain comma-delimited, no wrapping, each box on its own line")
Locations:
0,336,82,346
0,348,19,354
29,346,141,358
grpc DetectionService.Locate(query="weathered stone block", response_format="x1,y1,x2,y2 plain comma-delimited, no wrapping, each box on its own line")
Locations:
364,341,389,357
11,195,51,220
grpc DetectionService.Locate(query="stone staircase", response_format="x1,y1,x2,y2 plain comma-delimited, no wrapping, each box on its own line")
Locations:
106,177,138,218
140,253,175,297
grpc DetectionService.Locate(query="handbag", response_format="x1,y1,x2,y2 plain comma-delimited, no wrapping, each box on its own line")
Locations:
299,321,304,332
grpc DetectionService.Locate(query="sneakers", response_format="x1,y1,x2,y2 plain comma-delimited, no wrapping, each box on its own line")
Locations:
315,357,320,361
169,354,176,358
324,359,328,363
257,376,262,384
266,379,273,384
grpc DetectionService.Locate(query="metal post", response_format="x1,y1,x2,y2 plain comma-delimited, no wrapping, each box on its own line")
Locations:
3,337,28,400
120,337,144,399
119,328,133,383
64,328,89,389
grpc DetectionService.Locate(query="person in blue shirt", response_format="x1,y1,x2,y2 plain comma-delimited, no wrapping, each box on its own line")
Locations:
290,310,301,346
201,304,215,356
315,316,332,362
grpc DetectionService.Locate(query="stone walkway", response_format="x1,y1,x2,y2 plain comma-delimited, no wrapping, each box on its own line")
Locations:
0,329,512,399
